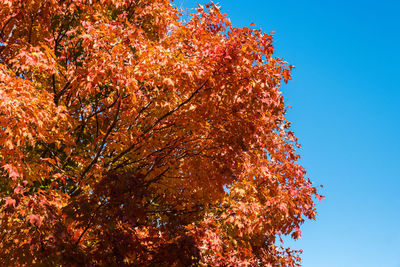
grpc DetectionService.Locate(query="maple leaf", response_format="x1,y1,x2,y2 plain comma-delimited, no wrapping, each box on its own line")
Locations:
27,214,43,227
4,197,16,209
13,185,24,195
2,164,19,180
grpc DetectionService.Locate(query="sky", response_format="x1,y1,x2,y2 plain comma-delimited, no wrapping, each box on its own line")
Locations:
178,1,400,266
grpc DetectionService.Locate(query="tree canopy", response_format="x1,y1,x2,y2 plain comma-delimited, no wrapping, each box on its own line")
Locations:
0,0,321,266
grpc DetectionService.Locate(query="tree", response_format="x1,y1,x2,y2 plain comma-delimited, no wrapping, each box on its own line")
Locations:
0,0,321,266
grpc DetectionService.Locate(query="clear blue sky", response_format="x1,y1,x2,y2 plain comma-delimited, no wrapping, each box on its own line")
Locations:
178,1,400,266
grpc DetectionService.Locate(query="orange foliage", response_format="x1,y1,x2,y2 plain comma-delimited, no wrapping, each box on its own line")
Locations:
0,1,319,266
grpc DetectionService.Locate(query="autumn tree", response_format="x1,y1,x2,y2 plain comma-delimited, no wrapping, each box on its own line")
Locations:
0,0,321,266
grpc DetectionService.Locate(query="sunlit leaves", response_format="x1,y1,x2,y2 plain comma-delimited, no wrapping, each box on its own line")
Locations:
0,0,319,266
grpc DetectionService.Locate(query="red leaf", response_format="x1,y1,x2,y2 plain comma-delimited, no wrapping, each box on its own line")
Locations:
27,214,43,227
2,164,19,180
4,197,16,208
13,185,24,195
